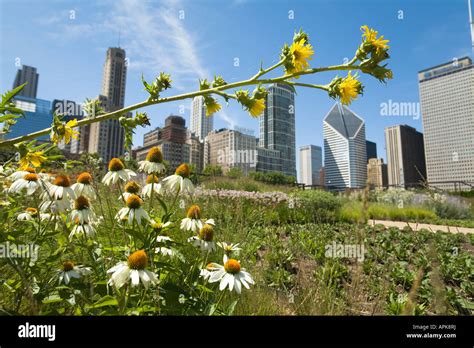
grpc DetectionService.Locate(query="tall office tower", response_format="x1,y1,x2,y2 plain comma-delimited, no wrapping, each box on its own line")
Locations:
418,57,474,190
323,103,367,190
190,96,213,142
89,48,127,162
367,158,388,189
258,83,296,177
366,140,377,162
299,145,322,186
13,65,39,99
205,128,257,175
384,125,426,188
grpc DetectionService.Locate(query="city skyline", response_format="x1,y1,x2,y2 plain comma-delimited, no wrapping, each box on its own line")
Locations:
2,0,473,170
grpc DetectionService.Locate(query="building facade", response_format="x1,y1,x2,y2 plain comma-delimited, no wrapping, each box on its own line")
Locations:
258,83,296,177
136,115,191,172
323,103,367,190
385,124,426,188
366,140,377,162
186,131,204,173
367,158,388,189
205,128,257,175
418,57,474,190
13,65,39,99
299,145,323,186
190,96,213,142
89,48,127,162
7,96,52,141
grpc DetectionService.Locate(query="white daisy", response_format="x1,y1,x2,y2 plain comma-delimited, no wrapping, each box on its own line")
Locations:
70,196,96,224
58,261,92,285
200,263,221,281
39,197,71,213
71,172,96,200
138,147,166,174
69,222,97,240
102,158,136,186
217,242,242,257
180,205,214,232
141,174,162,198
161,163,194,195
115,194,150,225
17,207,39,221
107,250,159,289
119,181,141,202
155,234,175,256
8,173,43,195
44,174,76,200
188,223,216,252
8,167,37,181
207,258,254,294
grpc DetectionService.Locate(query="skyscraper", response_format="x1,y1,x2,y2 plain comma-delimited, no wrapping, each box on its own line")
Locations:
323,103,367,190
384,125,426,188
88,48,127,162
7,96,52,141
13,65,39,99
418,57,474,190
190,96,213,142
258,83,296,177
366,140,377,162
299,145,322,185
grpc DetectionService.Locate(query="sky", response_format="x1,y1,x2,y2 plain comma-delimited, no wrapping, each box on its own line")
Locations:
1,0,473,176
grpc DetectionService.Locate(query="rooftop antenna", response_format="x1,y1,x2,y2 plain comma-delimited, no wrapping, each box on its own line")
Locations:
118,29,121,48
469,0,474,56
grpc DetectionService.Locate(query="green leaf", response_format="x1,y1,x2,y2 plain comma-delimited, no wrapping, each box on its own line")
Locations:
0,83,27,108
86,295,118,309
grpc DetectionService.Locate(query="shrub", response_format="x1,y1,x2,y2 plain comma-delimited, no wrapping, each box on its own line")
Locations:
226,167,243,179
291,190,342,223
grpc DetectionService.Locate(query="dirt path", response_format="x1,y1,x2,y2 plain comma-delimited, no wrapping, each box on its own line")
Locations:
369,219,474,234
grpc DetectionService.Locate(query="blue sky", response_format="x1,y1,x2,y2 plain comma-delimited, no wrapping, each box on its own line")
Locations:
1,0,473,171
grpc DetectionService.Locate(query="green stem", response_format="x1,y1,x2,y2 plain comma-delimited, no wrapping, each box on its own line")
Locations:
0,62,361,147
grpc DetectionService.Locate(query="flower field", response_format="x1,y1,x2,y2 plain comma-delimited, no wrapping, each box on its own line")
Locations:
0,151,472,316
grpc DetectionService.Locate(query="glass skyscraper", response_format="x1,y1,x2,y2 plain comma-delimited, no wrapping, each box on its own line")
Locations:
258,83,296,177
7,96,52,141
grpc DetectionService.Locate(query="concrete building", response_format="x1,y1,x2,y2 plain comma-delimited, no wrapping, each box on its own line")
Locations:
323,103,367,190
89,48,127,162
299,145,323,186
418,57,474,190
13,65,39,99
205,128,257,175
258,83,296,177
385,125,426,188
367,158,388,189
135,115,190,172
190,96,213,142
186,131,204,173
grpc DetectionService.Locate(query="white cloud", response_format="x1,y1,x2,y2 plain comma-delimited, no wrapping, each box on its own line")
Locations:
105,0,209,90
